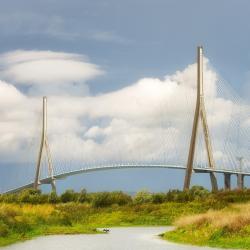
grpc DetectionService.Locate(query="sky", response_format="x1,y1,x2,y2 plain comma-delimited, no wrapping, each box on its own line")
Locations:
0,0,250,193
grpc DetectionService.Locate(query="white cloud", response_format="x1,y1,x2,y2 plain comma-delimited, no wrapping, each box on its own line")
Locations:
90,31,132,44
0,50,104,97
0,53,248,178
0,80,25,106
0,50,103,85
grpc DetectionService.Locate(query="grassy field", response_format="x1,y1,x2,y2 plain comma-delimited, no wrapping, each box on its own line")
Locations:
164,202,250,249
0,203,100,246
0,201,211,246
1,187,250,247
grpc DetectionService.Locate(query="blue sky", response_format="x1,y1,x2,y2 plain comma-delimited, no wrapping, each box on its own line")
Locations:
0,0,250,193
1,0,250,93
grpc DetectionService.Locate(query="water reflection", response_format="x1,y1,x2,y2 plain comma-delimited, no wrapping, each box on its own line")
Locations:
1,227,224,250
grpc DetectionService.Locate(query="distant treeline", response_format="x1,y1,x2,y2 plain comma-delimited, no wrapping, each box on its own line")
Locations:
1,186,250,207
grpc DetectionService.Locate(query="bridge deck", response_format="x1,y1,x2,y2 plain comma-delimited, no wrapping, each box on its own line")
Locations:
2,164,250,194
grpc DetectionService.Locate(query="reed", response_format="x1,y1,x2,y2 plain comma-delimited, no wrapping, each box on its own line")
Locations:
165,202,250,249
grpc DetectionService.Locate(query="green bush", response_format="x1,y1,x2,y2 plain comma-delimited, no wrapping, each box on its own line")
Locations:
12,217,32,234
91,191,132,208
61,190,78,203
48,191,59,203
92,192,112,208
1,187,250,207
12,189,48,204
109,191,132,206
134,190,152,204
0,222,9,237
77,189,88,203
152,193,165,204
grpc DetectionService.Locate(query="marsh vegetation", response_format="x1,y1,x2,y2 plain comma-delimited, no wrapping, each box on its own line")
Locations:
0,186,250,248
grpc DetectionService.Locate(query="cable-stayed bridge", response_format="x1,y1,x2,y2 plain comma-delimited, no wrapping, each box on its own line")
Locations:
1,46,250,194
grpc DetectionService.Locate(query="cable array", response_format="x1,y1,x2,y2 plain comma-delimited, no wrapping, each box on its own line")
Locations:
1,59,250,193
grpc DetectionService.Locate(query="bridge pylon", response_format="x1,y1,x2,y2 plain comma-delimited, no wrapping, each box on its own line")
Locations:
34,96,56,192
236,156,244,190
183,46,218,192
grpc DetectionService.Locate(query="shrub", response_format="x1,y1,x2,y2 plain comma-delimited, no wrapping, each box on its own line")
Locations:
17,189,44,204
12,216,32,233
133,190,152,204
48,191,59,204
190,186,209,199
0,221,9,237
152,193,165,204
165,189,182,202
1,194,18,203
92,192,112,208
109,191,132,206
77,189,88,203
61,190,78,203
91,191,132,208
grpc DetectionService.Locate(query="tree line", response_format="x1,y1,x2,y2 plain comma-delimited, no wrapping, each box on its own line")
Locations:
1,186,250,207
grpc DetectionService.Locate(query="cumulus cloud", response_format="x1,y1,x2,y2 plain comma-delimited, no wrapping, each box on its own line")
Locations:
0,52,249,181
0,50,104,96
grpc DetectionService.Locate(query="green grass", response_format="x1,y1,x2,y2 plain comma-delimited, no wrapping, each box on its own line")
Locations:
164,203,250,249
0,225,99,247
164,227,250,249
0,201,213,246
2,188,250,247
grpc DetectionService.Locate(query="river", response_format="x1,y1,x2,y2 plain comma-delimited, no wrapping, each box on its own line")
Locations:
1,227,226,250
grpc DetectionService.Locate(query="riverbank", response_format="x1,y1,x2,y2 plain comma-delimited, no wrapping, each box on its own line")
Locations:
1,187,250,247
0,224,98,247
0,227,196,250
0,201,210,246
164,202,250,249
0,203,102,246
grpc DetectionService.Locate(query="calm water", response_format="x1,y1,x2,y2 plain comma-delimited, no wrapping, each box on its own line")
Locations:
1,227,226,250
